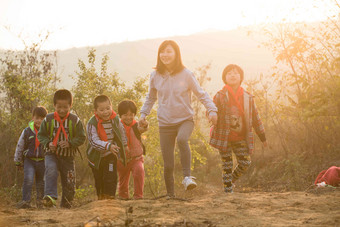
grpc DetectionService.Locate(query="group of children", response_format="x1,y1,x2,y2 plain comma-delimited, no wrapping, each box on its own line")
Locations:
14,63,267,208
14,90,147,208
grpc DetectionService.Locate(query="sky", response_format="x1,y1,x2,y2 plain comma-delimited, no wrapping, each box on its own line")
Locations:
0,0,336,50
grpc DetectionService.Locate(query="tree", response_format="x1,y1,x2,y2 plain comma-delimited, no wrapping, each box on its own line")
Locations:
0,34,58,187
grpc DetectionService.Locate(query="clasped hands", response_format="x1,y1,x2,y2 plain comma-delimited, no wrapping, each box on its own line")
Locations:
49,140,70,151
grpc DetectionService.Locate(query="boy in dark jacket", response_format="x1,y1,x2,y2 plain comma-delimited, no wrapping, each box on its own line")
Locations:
86,95,128,200
38,89,86,208
14,106,47,208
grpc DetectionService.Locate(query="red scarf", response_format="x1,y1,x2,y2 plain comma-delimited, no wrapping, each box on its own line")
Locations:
121,120,137,149
34,126,40,152
53,112,70,146
223,84,244,116
95,110,117,141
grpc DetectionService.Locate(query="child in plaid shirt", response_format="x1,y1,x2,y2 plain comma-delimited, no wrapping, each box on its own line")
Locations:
209,64,267,193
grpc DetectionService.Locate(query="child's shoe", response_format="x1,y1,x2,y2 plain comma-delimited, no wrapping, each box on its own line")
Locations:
100,194,115,200
98,194,105,200
43,195,57,208
60,199,72,209
17,200,31,209
36,200,43,209
117,196,129,201
166,194,175,200
224,185,234,194
182,176,197,191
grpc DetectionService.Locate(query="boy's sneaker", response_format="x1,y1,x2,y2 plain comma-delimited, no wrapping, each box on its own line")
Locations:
182,176,197,191
43,195,57,208
17,200,31,209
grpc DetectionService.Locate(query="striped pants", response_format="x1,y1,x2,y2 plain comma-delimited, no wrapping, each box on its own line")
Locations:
220,140,251,193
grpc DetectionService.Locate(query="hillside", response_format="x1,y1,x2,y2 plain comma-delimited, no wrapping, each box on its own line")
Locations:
56,27,275,91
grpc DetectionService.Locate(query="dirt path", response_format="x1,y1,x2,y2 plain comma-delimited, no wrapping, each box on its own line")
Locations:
1,188,339,226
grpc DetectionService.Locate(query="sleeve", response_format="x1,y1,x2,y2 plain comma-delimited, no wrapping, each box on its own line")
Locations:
87,123,111,152
140,73,158,118
37,118,51,149
251,98,266,142
118,121,128,146
14,129,26,164
69,118,86,148
213,92,220,110
188,72,217,116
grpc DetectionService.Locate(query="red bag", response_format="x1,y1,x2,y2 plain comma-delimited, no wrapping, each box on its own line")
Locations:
314,166,340,187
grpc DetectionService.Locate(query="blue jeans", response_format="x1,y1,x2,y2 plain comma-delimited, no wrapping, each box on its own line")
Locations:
22,157,45,202
44,153,76,207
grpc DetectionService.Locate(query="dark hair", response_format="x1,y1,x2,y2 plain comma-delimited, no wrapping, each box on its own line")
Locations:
53,89,73,105
156,40,185,75
94,95,112,109
32,106,48,118
118,100,137,116
222,64,244,85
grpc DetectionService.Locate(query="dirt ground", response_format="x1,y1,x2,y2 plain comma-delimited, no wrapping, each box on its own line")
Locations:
0,186,339,227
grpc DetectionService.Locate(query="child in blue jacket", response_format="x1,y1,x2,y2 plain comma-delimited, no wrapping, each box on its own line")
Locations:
14,106,47,208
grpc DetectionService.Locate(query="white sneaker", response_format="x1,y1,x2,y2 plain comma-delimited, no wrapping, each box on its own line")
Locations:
182,176,197,190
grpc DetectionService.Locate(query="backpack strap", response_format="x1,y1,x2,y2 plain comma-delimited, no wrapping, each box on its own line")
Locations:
132,124,146,155
69,119,73,139
218,89,229,113
45,113,55,139
111,116,126,166
67,113,83,159
23,127,30,150
67,113,79,140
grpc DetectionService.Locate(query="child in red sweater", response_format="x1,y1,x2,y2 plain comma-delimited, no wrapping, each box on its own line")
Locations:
117,100,148,199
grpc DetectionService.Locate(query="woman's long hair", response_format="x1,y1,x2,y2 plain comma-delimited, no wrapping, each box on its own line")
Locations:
155,40,185,75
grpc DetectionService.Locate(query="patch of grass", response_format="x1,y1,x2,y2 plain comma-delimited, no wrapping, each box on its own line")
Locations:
73,185,96,206
0,186,21,206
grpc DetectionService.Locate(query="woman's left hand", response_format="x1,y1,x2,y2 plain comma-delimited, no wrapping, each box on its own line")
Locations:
209,114,218,126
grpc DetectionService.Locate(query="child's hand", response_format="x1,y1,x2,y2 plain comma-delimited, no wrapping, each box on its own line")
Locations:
16,163,23,171
49,142,57,151
262,141,268,149
138,126,148,133
138,121,149,133
110,144,120,155
58,141,70,149
138,118,148,128
124,146,130,155
208,114,218,126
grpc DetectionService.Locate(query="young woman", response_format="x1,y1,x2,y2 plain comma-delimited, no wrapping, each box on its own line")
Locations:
140,40,217,198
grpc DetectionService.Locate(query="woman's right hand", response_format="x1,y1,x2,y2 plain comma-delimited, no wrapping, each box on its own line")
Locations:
139,117,148,128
